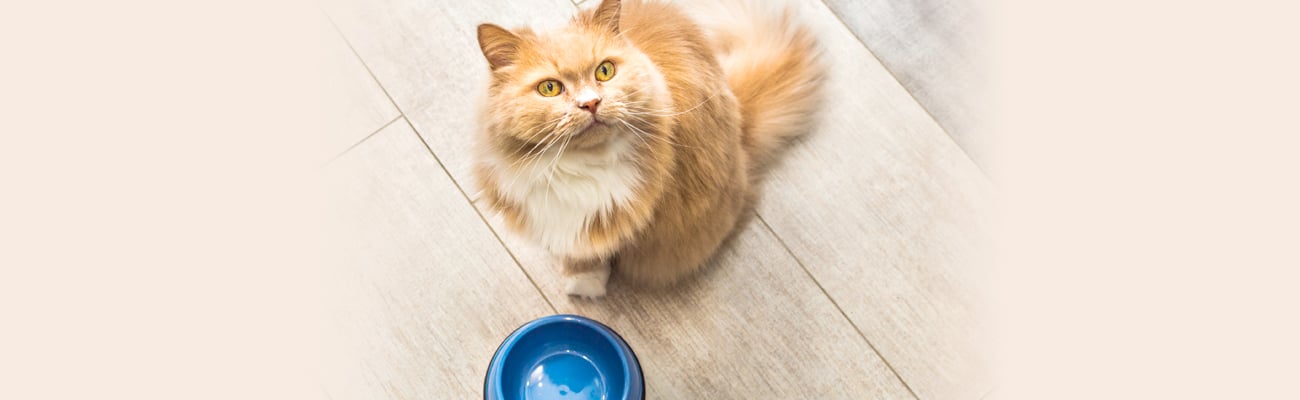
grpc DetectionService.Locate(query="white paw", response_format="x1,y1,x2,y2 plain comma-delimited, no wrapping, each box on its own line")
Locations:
563,269,609,299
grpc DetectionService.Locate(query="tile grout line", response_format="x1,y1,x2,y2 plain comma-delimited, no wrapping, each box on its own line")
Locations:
324,115,401,166
815,0,989,180
808,5,993,394
401,116,558,314
323,10,559,314
755,212,922,400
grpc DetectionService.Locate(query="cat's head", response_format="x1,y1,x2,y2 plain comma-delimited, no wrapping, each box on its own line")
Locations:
475,0,668,154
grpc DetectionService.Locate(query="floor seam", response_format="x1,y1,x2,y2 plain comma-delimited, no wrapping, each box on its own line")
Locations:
755,212,922,400
815,0,989,180
324,115,400,165
323,11,559,314
401,116,558,314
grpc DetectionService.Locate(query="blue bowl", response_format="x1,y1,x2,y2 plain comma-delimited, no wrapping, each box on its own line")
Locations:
485,314,644,400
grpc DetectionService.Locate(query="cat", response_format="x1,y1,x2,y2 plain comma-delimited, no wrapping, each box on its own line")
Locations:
473,0,824,298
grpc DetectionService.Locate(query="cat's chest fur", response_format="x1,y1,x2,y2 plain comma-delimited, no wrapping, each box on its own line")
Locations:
496,136,641,255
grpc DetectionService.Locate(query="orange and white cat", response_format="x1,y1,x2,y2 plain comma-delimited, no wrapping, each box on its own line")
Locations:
473,0,824,298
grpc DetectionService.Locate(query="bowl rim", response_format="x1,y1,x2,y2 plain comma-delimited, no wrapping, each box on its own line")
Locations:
484,314,644,400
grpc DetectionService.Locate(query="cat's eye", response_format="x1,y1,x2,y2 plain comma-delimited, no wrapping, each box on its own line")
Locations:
537,80,563,97
595,61,616,82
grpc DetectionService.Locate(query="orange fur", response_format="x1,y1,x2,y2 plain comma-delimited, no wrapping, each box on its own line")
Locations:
474,0,824,294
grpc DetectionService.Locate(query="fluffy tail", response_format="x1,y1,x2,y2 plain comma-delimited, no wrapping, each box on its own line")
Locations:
700,0,827,173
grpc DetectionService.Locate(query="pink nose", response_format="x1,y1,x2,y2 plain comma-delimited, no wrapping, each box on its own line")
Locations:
579,97,601,114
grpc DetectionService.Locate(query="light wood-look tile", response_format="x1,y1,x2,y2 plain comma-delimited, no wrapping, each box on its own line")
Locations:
821,0,987,169
484,209,915,399
322,15,398,158
327,0,990,399
754,1,995,398
322,0,575,183
323,120,554,400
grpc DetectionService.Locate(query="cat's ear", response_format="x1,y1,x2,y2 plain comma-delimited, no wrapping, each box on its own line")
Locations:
592,0,621,34
477,24,522,71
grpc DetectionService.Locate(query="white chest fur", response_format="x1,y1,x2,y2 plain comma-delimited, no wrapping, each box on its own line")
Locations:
493,136,641,256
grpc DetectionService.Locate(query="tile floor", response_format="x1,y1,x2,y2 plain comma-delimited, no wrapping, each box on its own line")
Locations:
321,1,992,399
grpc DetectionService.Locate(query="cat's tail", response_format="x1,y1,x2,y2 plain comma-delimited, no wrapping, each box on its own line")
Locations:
700,0,827,173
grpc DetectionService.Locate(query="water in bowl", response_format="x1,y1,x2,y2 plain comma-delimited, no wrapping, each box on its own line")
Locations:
523,351,605,400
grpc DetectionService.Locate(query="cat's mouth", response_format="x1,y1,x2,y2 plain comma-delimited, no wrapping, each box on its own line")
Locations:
578,117,605,133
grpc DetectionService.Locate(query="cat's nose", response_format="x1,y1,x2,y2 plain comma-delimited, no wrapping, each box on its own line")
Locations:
575,89,601,115
580,97,601,114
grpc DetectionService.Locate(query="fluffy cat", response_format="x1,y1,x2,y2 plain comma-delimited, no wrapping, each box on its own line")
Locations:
473,0,824,298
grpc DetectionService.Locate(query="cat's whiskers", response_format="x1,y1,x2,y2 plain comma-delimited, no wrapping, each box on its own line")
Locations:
545,124,577,177
602,96,693,150
509,130,558,170
503,115,573,193
623,92,720,117
509,115,569,170
523,115,575,160
619,87,649,98
532,115,583,179
542,130,576,213
615,118,651,148
522,114,570,148
523,114,567,140
616,118,656,149
507,120,558,161
502,128,566,192
617,114,695,150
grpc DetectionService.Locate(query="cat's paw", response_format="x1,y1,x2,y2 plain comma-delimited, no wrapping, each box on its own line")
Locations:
563,269,609,299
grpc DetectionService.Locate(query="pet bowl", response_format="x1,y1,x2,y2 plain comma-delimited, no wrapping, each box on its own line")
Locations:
485,314,644,400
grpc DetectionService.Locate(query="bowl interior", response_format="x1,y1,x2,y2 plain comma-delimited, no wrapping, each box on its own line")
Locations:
498,319,627,400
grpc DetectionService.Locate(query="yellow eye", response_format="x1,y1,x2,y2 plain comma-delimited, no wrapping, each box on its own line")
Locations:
537,80,562,97
595,61,616,81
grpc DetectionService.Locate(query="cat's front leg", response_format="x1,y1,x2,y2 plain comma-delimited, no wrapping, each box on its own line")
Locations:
561,256,611,299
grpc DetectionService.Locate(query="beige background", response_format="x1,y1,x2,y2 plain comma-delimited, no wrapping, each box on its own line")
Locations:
988,0,1300,398
0,1,324,399
1,0,1297,399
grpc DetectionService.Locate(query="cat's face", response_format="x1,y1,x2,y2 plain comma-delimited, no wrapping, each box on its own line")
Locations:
477,5,668,153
